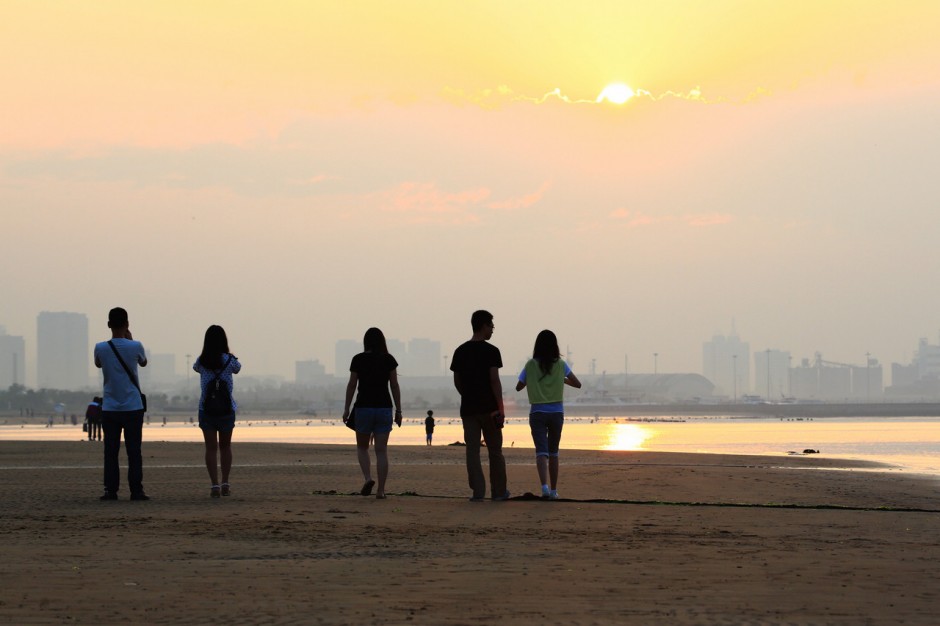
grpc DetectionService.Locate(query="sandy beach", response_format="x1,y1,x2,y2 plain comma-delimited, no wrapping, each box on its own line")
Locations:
1,441,938,625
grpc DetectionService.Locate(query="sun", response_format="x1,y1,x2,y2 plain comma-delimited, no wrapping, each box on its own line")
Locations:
597,83,635,105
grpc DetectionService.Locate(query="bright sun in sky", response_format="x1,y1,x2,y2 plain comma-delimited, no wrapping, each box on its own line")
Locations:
597,83,635,105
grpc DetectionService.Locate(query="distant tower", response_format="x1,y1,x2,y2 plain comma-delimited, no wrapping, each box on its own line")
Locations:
702,322,750,397
37,311,89,390
0,330,26,387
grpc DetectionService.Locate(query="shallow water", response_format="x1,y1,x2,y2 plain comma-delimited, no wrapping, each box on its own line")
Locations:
4,415,940,476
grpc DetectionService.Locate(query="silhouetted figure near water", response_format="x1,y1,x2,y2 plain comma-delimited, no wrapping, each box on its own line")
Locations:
425,410,435,445
85,397,102,441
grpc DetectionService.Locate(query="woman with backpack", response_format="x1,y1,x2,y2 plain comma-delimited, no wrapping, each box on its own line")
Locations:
194,325,242,498
342,327,403,499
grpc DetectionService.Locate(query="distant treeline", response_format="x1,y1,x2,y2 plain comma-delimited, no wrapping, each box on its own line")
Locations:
0,383,458,415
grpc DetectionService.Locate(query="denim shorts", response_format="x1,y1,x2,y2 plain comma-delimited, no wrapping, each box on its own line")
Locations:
354,407,393,435
198,409,236,433
529,411,564,457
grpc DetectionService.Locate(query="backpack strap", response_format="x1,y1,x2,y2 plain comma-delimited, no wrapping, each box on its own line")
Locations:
208,354,233,385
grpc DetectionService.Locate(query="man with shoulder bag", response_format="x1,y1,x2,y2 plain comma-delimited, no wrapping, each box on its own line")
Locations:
93,307,149,501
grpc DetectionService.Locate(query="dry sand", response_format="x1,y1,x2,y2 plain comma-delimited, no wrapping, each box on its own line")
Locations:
1,440,938,625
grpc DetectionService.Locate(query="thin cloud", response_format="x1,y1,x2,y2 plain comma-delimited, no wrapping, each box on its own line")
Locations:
441,85,725,110
374,182,490,224
609,208,733,228
487,182,551,210
685,213,733,226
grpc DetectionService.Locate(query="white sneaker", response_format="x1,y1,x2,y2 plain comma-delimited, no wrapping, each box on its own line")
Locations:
549,490,559,500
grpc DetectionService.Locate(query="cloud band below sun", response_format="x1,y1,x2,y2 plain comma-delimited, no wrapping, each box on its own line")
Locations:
441,84,762,109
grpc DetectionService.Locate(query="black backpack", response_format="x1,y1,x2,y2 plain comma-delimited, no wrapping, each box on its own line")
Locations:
204,355,233,417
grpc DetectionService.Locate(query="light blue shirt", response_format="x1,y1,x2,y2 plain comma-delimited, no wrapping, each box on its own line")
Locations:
94,339,147,411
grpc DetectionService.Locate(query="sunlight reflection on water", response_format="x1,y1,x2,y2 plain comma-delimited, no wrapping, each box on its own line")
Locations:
3,416,940,475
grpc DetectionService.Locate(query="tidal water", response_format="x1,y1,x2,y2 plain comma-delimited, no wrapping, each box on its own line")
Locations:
4,415,940,476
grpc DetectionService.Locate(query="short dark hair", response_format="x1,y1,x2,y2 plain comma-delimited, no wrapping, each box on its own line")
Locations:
470,310,493,332
107,307,129,328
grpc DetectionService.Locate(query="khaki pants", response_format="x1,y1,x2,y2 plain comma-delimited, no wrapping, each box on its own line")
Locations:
462,412,507,499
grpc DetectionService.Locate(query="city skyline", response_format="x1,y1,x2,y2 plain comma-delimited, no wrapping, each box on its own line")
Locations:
2,308,935,393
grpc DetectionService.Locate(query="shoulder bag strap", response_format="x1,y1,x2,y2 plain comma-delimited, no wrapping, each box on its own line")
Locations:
107,340,142,392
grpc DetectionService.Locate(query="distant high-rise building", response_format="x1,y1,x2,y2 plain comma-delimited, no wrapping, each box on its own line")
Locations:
334,339,359,376
37,311,89,390
405,338,441,376
387,339,406,362
702,328,750,399
912,338,940,380
296,359,328,386
0,330,26,387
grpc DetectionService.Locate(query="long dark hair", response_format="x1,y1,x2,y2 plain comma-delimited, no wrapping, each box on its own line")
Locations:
532,329,560,378
363,327,388,354
199,325,230,370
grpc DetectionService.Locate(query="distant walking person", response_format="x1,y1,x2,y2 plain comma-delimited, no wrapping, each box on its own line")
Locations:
193,325,242,498
93,307,148,501
450,310,508,501
342,328,402,499
516,330,581,500
85,396,103,441
425,410,435,446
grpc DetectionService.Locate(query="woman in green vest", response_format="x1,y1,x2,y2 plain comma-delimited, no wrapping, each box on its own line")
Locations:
515,330,581,499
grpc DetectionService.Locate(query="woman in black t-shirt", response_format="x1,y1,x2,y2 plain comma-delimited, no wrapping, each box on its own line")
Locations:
342,327,403,499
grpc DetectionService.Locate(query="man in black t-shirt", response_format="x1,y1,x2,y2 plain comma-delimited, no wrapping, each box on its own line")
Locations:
450,310,508,501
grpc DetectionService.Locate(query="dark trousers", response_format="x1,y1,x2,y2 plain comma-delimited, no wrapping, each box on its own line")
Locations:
462,412,507,498
102,410,145,495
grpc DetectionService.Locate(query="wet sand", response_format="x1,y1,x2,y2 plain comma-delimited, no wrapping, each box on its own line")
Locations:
1,441,938,625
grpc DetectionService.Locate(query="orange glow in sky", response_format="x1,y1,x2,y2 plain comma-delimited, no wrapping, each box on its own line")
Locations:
1,2,939,382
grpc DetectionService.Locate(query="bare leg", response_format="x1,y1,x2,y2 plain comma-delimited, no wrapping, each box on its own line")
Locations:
373,432,390,497
201,429,219,485
549,456,559,490
536,455,549,487
219,430,233,485
356,431,372,482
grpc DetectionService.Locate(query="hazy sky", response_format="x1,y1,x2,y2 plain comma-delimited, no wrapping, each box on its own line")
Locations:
2,2,939,384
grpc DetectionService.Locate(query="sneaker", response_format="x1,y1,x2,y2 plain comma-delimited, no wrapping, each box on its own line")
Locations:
130,492,150,501
100,491,117,501
210,485,221,498
549,490,559,500
492,490,511,502
220,483,231,497
469,495,485,502
541,485,551,499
